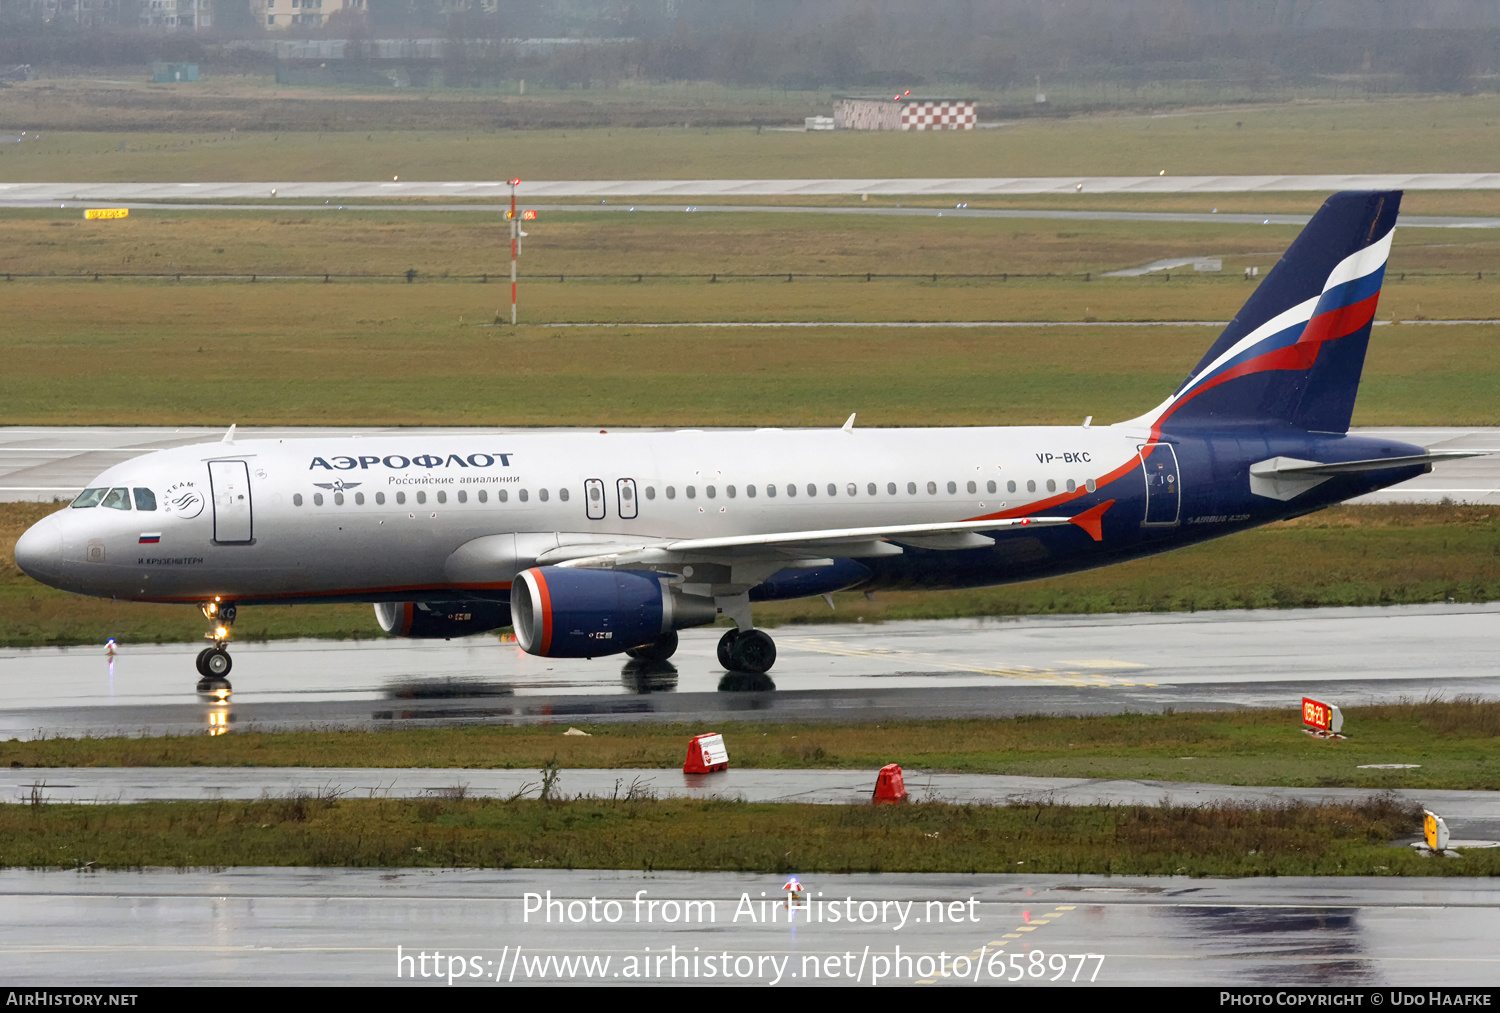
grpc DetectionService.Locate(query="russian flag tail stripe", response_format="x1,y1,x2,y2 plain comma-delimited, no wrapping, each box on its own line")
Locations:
1125,190,1400,436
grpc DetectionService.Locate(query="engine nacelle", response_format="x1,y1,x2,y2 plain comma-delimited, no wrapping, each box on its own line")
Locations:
374,601,511,639
511,567,717,658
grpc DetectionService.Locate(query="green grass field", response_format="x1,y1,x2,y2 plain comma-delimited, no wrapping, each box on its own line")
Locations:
4,90,1500,181
7,700,1498,790
2,794,1452,876
7,702,1495,873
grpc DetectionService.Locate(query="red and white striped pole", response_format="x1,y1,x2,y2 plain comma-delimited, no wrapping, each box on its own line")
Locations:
509,178,520,325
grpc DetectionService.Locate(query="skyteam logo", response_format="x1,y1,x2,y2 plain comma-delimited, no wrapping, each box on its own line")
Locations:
310,453,514,471
163,482,205,520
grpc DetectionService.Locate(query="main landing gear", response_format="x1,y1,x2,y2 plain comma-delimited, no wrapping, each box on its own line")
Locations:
195,601,236,694
625,629,679,664
717,627,777,675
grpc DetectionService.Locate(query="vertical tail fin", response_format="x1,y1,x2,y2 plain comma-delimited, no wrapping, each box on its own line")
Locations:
1135,190,1400,435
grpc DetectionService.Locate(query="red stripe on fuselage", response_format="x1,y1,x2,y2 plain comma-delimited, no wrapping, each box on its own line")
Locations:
965,450,1143,522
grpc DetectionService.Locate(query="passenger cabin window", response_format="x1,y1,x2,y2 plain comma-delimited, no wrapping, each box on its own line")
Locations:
133,488,157,511
1008,480,1018,493
457,490,466,504
335,493,345,505
436,491,446,504
747,485,757,498
967,481,977,495
416,491,427,505
294,493,303,507
539,489,549,502
558,488,568,502
947,481,957,494
519,489,529,502
907,482,917,495
477,490,486,503
102,487,132,510
927,481,937,495
357,492,366,505
987,480,997,494
376,492,386,505
498,490,508,502
887,483,897,495
72,488,108,508
314,493,324,506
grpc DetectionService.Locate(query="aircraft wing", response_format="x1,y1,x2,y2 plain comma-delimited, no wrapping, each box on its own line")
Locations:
538,516,1072,570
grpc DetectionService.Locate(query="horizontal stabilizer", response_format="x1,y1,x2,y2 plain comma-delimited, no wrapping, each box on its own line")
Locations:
1253,451,1485,477
1248,450,1484,501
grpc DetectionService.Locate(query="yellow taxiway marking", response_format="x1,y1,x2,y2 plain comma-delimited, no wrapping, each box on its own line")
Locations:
1056,659,1148,668
784,637,1155,688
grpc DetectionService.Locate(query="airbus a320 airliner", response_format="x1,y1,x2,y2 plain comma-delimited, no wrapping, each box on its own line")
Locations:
13,190,1477,691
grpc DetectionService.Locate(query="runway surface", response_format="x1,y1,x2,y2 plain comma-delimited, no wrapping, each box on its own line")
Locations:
5,867,1498,986
5,173,1500,203
1,426,1494,505
3,197,1500,231
2,604,1496,739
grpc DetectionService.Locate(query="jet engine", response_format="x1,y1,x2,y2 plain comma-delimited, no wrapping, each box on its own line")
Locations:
510,567,717,658
374,601,512,639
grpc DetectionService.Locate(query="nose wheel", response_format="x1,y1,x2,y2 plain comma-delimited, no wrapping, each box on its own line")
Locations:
196,646,233,679
717,627,776,675
196,601,236,693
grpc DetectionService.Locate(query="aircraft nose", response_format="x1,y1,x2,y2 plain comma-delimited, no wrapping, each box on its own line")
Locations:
14,513,63,584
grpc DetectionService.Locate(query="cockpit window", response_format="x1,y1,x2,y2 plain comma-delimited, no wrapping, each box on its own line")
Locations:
101,487,132,510
133,488,157,511
71,488,108,508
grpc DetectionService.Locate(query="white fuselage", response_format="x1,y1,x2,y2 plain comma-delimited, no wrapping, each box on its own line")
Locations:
20,426,1141,604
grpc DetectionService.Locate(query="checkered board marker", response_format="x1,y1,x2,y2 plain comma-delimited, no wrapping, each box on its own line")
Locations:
900,101,977,130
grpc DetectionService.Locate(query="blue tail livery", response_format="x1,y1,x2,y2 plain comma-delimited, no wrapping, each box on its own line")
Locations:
1133,190,1399,436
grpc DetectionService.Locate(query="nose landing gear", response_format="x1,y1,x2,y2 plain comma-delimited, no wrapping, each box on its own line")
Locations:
195,601,236,694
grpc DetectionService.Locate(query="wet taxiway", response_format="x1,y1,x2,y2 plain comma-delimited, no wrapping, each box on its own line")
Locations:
5,867,1498,986
1,604,1496,738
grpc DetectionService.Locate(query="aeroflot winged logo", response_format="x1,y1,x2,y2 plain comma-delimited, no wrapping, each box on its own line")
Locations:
309,453,514,471
313,480,362,493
